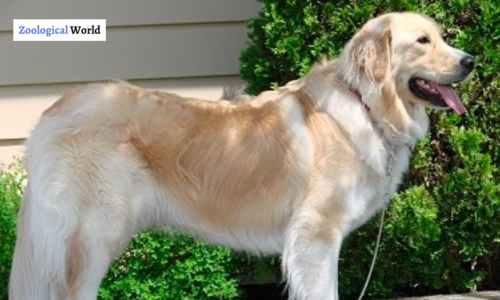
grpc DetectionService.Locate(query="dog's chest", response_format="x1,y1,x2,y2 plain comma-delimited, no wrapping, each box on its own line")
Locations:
343,143,412,233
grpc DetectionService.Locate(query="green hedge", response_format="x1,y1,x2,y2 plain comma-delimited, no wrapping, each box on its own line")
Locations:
0,162,25,300
240,0,500,298
98,232,242,300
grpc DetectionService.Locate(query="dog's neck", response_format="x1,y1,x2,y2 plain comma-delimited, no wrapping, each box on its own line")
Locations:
349,87,403,173
349,89,370,112
298,62,429,176
355,82,428,148
340,64,428,148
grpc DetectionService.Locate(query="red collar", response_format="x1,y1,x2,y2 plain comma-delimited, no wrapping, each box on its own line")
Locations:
351,89,370,112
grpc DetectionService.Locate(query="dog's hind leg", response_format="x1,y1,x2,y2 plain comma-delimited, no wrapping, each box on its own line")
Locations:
9,182,81,300
282,206,344,300
9,182,134,300
66,213,133,300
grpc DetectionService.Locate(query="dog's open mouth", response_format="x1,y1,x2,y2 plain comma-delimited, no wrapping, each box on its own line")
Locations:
409,78,466,115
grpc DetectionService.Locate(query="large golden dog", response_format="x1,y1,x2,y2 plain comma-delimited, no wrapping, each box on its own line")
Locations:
10,12,474,300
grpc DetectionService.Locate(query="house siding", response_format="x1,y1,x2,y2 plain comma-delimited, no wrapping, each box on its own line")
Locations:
0,0,261,166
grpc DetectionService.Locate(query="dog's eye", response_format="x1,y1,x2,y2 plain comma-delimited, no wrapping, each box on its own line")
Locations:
417,36,430,44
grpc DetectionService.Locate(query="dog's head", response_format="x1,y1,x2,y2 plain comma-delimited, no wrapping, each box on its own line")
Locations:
340,12,474,115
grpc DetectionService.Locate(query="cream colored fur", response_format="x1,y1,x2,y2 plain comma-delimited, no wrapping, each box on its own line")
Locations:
9,12,473,300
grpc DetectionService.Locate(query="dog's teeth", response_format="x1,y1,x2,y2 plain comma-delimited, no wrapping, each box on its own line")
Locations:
416,79,438,93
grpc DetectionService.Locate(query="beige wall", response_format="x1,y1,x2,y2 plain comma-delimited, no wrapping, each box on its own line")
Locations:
0,0,261,167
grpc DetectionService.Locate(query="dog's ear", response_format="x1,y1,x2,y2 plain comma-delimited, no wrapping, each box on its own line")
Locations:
349,26,392,82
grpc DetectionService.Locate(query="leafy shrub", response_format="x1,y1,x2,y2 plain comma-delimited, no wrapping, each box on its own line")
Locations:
0,161,25,300
99,232,242,300
240,0,500,298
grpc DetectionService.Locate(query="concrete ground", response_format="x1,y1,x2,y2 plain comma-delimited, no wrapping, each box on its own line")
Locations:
393,291,500,300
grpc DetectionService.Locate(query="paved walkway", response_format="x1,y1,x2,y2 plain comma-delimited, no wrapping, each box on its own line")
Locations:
394,291,500,300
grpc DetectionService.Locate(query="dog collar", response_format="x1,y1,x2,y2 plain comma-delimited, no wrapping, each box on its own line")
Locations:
351,89,370,112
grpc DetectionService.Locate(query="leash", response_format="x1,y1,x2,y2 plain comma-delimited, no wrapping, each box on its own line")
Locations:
357,208,386,300
357,155,393,300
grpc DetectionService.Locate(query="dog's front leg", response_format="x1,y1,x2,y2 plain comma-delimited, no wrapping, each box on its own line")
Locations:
282,210,343,300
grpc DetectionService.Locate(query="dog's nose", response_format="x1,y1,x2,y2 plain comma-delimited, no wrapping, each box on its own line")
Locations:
460,55,475,73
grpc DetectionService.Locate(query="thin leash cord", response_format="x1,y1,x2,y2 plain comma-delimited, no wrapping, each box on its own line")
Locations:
357,207,386,300
357,153,394,300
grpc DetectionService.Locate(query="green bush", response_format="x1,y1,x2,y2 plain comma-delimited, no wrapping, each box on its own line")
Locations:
240,0,500,298
0,161,25,300
99,232,242,300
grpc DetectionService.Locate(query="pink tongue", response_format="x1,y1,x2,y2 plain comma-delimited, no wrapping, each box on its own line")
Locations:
431,83,467,115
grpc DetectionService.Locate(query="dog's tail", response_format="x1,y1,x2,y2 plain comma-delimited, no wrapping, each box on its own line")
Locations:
9,181,84,300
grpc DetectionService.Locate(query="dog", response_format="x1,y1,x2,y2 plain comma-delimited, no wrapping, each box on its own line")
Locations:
9,12,474,300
